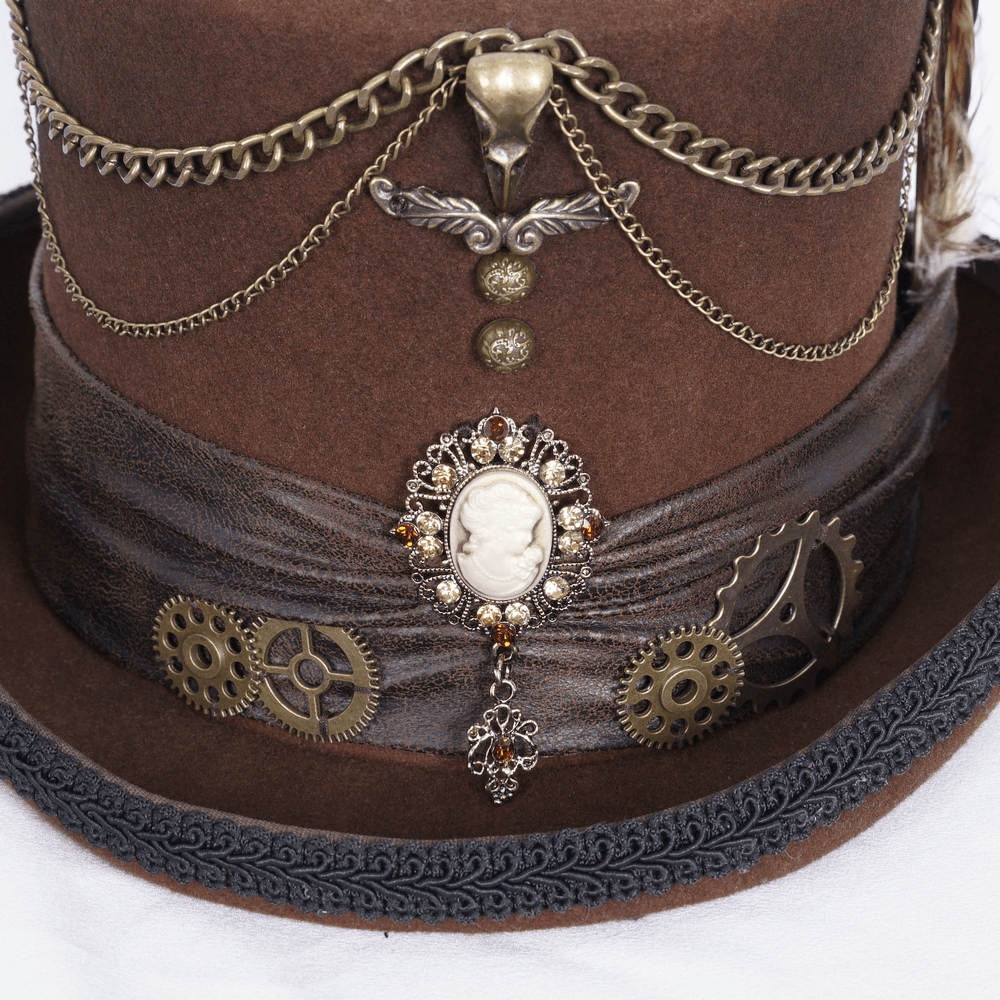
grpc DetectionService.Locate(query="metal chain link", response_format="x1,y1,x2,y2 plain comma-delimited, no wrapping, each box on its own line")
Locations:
549,88,911,362
21,74,461,338
7,0,515,188
8,0,941,197
490,650,517,705
531,0,941,198
10,0,921,350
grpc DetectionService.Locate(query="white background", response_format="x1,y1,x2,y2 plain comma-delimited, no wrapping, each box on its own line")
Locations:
0,9,998,999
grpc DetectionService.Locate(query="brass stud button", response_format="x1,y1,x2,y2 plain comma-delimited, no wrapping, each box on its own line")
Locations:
475,251,536,304
475,317,535,373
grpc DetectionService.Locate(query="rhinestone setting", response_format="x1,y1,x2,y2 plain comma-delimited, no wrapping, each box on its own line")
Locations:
396,409,603,640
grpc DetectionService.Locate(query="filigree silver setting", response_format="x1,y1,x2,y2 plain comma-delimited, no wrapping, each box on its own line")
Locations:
467,653,539,804
396,409,601,636
395,409,604,802
369,177,640,256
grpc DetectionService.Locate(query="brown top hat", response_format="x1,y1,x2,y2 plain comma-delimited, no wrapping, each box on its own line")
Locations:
1,0,997,931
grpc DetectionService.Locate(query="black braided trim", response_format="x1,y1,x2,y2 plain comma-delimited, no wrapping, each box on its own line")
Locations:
1,588,998,925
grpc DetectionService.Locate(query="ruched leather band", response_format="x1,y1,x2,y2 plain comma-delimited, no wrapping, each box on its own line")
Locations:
25,250,958,754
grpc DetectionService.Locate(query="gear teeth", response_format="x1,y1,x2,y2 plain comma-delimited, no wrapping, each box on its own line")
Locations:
618,625,744,749
708,511,864,712
155,605,380,740
153,595,261,717
251,618,379,743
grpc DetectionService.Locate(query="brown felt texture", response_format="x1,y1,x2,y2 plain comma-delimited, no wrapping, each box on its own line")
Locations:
3,0,998,928
22,0,928,515
1,179,998,843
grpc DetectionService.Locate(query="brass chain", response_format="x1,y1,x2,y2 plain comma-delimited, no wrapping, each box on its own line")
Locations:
8,0,941,197
549,87,911,362
7,0,515,189
19,74,461,338
10,0,924,348
535,0,941,198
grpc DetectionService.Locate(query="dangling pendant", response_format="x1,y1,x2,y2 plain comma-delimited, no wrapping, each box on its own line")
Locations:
395,408,604,802
467,647,539,804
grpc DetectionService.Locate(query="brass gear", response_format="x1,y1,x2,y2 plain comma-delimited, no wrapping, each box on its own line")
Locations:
252,619,379,742
709,510,863,712
153,596,261,716
617,625,744,748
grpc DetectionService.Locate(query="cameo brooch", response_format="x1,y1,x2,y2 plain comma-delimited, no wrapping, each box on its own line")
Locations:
395,409,603,803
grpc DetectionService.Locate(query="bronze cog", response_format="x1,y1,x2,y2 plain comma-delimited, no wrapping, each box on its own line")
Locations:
617,625,744,748
153,596,260,716
709,510,863,712
251,619,379,742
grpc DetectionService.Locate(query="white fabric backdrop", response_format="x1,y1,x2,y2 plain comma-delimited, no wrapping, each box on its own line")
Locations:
1,9,998,998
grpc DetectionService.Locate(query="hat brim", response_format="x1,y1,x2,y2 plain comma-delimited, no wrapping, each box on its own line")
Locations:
2,187,999,930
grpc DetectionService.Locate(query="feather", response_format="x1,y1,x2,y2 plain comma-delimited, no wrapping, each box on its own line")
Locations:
914,0,999,290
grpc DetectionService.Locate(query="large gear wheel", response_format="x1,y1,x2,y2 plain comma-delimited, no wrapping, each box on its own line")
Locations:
709,510,863,712
153,596,261,716
251,619,379,742
617,625,744,748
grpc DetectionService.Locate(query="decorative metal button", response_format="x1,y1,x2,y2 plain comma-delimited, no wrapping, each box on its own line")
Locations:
475,251,536,304
475,317,535,372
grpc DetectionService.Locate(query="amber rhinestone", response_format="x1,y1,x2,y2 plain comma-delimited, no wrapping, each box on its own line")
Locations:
582,514,605,541
492,622,517,647
395,522,420,546
493,737,515,764
487,416,507,441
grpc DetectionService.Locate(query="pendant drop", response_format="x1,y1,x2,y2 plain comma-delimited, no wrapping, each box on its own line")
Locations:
467,647,539,804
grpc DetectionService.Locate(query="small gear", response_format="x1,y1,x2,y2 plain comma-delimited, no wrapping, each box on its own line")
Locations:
153,596,261,716
252,619,379,742
709,510,863,712
617,625,744,748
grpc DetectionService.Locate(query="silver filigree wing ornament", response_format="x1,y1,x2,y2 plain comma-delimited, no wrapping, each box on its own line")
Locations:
395,409,604,802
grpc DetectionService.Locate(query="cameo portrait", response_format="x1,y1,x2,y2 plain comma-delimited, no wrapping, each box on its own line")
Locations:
449,469,553,601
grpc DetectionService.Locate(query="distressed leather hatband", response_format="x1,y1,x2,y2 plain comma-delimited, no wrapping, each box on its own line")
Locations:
25,247,958,755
